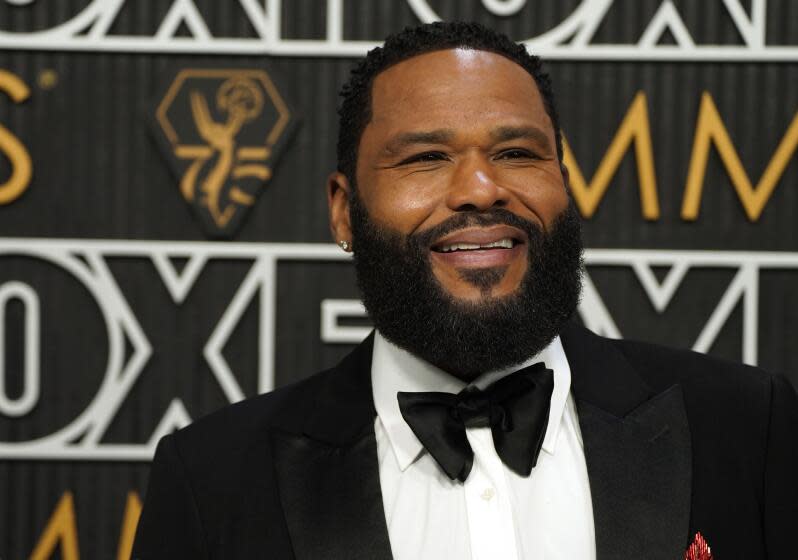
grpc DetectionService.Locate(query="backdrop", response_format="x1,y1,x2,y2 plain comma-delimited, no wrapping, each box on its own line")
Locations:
0,1,796,558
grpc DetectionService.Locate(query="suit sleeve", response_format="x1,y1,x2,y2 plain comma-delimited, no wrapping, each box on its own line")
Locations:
764,374,798,559
131,434,209,560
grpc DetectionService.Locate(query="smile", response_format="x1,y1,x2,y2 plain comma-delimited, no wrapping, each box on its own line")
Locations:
435,238,516,252
429,226,527,268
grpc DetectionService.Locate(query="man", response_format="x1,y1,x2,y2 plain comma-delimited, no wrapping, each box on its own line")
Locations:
133,22,798,559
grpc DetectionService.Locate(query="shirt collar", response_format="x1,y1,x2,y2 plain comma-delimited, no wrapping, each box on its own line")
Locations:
371,330,573,472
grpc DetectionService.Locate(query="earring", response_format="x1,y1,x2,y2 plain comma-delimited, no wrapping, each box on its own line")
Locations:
338,240,351,252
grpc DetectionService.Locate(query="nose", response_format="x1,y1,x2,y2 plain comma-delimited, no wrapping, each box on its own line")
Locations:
445,154,509,212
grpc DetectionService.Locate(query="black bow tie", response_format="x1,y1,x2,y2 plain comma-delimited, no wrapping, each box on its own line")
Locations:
397,362,554,482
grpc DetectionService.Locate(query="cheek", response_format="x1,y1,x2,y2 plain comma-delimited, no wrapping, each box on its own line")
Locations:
361,172,448,233
506,165,568,223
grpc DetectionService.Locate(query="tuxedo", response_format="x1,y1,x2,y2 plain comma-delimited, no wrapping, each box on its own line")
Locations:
132,323,798,559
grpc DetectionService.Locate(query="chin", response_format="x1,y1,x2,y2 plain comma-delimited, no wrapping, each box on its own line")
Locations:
438,266,524,300
441,285,520,305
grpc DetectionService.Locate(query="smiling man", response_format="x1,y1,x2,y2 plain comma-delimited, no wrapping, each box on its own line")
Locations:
332,44,583,379
133,22,798,560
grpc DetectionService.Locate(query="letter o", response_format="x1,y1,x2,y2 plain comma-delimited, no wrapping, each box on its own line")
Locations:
0,281,40,417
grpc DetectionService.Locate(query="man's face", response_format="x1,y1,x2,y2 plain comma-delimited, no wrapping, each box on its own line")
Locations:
327,48,581,377
347,48,569,300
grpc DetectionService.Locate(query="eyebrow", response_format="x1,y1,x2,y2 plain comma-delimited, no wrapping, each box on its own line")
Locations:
381,125,553,155
383,129,455,154
490,125,552,149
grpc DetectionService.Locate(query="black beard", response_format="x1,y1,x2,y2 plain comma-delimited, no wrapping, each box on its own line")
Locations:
349,193,584,380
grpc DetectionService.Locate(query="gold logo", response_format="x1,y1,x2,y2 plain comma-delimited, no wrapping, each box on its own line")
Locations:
154,69,294,237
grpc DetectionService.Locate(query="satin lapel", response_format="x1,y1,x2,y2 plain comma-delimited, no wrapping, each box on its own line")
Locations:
561,323,692,560
272,428,392,560
577,386,692,560
272,334,393,560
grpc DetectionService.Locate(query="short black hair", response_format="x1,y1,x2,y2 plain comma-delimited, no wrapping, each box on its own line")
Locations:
336,21,563,184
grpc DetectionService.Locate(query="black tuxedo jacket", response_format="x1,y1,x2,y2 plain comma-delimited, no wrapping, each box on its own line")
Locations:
132,323,798,559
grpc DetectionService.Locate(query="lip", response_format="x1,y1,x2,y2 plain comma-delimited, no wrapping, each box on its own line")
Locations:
429,225,527,269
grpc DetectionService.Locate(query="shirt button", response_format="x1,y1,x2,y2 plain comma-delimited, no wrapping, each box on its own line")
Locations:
481,487,495,501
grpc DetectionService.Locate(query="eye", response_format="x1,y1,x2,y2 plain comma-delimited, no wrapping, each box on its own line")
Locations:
496,148,535,160
399,151,448,165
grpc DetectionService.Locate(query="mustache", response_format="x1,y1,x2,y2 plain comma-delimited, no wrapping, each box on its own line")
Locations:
411,208,544,248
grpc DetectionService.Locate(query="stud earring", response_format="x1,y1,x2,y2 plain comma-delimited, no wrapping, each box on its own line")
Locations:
338,240,351,252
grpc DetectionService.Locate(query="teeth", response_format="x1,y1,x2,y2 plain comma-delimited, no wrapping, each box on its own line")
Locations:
439,238,514,253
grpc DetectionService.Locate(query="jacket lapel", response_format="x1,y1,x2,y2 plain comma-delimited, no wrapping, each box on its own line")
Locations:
561,323,692,560
272,335,393,560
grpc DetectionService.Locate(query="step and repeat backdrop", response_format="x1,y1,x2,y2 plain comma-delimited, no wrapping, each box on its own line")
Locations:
0,0,796,558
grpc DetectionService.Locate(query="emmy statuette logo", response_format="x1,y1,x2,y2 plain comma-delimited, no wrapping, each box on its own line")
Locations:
153,68,295,238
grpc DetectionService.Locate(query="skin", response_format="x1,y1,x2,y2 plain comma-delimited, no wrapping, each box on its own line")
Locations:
328,48,569,301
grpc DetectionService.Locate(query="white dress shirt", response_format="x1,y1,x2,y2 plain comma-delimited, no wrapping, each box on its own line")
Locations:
371,331,596,560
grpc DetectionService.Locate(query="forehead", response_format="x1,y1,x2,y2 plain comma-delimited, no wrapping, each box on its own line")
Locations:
368,48,550,134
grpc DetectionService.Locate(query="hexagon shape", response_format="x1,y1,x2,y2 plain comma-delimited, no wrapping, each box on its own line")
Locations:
152,68,296,238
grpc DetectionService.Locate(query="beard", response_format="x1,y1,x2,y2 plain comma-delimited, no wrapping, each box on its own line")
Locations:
349,192,584,380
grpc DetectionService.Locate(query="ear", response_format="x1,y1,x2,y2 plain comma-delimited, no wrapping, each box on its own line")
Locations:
327,171,353,245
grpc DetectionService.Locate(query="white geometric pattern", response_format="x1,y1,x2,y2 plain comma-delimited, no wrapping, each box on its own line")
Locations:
0,238,793,460
0,0,792,61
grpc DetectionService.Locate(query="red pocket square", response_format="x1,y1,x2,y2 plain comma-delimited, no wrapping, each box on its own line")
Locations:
684,532,713,560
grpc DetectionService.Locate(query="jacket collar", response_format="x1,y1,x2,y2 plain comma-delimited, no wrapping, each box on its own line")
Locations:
300,322,651,442
560,321,655,415
303,322,662,439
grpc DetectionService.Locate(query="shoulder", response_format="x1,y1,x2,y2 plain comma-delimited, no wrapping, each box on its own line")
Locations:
152,335,375,482
563,321,783,416
605,335,794,452
610,335,774,400
162,365,338,475
564,320,791,440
